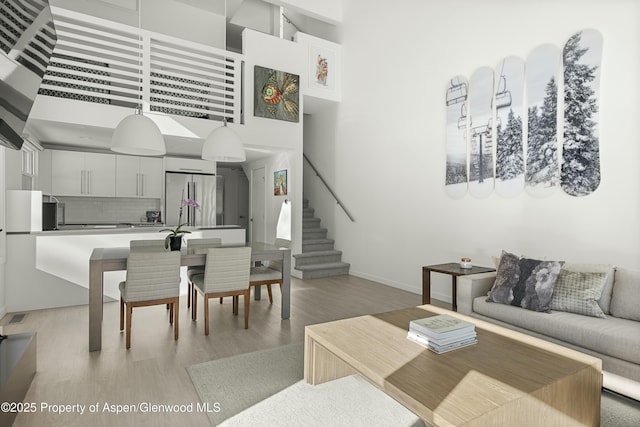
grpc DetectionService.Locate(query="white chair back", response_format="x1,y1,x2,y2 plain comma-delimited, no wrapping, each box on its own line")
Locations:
130,239,166,251
186,238,222,248
203,247,251,293
123,251,181,302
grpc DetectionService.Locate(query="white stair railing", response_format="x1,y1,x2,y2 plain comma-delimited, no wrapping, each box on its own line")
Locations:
36,7,242,123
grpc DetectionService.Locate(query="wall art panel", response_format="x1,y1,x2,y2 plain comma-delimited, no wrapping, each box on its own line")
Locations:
445,76,469,198
561,29,603,197
468,66,495,198
525,44,561,197
494,56,525,198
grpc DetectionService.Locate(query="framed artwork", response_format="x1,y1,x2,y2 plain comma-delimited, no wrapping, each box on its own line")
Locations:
254,66,299,122
309,44,336,91
274,170,287,195
294,32,341,102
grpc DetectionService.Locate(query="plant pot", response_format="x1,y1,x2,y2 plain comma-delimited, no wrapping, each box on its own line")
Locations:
169,235,182,251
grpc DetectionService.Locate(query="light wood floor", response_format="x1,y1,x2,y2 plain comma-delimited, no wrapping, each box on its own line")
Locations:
2,275,426,427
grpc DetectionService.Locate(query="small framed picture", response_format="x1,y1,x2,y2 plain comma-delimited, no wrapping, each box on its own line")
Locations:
274,170,287,195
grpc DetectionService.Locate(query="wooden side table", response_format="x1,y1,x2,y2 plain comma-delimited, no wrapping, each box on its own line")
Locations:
422,263,495,311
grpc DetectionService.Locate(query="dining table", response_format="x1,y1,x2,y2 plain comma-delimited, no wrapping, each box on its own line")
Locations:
88,242,291,352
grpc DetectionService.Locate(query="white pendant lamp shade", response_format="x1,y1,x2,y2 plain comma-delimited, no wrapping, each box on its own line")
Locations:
202,122,245,162
111,111,166,156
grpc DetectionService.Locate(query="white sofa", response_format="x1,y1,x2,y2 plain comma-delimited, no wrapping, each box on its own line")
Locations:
457,266,640,400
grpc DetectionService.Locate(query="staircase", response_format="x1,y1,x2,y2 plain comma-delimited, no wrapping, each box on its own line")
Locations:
294,200,350,279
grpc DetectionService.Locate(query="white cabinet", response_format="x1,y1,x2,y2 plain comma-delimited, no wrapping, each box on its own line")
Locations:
51,151,116,197
115,155,163,198
37,150,52,195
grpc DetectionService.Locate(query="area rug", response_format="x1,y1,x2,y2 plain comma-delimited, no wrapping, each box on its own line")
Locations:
187,343,304,426
188,342,640,426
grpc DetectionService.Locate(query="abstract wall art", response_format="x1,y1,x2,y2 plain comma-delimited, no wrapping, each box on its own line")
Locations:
254,66,299,122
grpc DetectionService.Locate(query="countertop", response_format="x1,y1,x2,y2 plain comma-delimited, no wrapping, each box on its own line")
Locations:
20,224,244,236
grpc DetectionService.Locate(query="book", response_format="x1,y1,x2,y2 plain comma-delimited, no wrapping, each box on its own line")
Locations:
407,331,478,354
407,330,477,347
409,314,475,339
428,338,478,354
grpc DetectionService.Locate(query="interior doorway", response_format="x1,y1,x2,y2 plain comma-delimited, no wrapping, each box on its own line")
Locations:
250,166,266,243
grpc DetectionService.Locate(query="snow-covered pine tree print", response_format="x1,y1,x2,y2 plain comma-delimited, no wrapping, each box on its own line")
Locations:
562,29,603,197
525,44,561,197
494,56,525,198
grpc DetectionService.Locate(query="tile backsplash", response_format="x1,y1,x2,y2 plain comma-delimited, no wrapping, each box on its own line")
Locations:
56,196,162,224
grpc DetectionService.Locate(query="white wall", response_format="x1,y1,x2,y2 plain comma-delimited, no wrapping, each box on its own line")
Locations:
303,0,640,301
242,29,305,265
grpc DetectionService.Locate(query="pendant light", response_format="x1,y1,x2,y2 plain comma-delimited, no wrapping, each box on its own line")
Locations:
111,1,165,156
202,119,245,162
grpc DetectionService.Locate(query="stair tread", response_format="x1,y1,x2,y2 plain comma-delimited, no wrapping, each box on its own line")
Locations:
303,227,327,232
293,250,342,258
295,262,350,271
302,238,334,244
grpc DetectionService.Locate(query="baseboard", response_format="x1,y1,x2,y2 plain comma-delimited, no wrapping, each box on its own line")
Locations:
603,371,640,401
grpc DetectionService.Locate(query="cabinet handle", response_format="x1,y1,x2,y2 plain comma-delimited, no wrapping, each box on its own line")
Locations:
140,174,144,196
136,173,140,196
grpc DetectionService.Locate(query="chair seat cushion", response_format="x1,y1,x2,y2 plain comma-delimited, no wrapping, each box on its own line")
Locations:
187,266,205,281
250,266,281,282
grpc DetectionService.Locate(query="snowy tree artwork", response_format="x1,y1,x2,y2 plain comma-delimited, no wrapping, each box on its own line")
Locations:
445,76,469,198
561,29,603,197
468,66,495,198
494,56,525,198
525,44,561,197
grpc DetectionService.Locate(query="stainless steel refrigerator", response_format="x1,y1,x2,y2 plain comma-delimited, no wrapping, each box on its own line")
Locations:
165,172,224,227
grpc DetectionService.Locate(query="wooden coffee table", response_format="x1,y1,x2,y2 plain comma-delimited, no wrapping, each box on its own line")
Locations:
304,305,601,426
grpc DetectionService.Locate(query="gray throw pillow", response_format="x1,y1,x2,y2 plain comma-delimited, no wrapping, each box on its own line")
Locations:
486,251,520,305
550,270,607,318
487,250,564,312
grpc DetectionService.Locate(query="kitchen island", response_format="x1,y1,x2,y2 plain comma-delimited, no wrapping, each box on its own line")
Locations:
5,226,245,312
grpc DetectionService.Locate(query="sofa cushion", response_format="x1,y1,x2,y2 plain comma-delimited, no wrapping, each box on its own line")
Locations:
562,263,615,314
550,270,607,318
610,268,640,322
487,250,563,312
473,297,640,365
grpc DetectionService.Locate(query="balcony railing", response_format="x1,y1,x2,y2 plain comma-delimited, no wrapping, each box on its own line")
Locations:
36,7,243,123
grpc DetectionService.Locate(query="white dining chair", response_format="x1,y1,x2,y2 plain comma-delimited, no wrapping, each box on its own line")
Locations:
185,237,222,309
119,250,181,349
191,247,252,335
249,238,289,304
129,239,167,251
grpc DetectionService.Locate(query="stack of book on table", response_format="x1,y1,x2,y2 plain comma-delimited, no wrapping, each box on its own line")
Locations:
407,314,477,354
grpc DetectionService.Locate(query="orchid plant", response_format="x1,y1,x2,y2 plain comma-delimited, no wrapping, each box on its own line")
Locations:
160,198,200,249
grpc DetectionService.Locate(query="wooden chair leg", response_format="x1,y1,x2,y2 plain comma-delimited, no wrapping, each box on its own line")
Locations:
219,297,223,304
174,298,179,341
192,288,198,321
233,295,238,315
120,297,124,331
244,290,250,329
267,284,274,304
204,295,210,336
169,302,174,325
187,283,191,308
126,304,133,349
